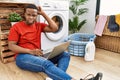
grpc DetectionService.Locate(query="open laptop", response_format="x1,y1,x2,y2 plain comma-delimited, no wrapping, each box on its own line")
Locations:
41,41,70,59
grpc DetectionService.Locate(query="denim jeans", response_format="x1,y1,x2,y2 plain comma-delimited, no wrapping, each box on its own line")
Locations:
16,52,72,80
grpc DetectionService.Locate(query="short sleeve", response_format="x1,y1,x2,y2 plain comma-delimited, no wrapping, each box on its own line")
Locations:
8,26,20,42
39,23,48,32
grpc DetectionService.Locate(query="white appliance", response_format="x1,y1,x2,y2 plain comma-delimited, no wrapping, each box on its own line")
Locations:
38,0,69,50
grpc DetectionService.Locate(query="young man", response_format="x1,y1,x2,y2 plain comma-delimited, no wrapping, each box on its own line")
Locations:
8,4,102,80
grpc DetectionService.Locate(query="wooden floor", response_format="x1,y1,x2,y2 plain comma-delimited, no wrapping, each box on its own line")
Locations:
67,48,120,80
0,48,120,80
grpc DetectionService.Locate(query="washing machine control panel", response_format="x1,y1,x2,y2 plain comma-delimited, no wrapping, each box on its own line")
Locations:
39,0,69,10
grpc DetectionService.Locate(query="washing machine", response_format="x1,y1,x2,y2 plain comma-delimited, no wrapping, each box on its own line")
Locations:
38,0,69,50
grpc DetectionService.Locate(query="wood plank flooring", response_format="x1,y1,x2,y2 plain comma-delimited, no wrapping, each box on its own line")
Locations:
67,48,120,80
0,48,120,80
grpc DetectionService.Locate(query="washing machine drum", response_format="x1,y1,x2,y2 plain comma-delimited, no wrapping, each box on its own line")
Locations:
44,15,66,41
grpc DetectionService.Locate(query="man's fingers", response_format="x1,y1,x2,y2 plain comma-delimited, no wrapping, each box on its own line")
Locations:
37,6,41,11
35,49,43,56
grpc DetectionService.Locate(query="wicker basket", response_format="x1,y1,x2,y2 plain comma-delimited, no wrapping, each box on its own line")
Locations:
95,35,120,53
65,33,96,56
95,15,120,53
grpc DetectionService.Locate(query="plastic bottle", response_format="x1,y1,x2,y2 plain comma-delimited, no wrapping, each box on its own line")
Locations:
84,41,95,61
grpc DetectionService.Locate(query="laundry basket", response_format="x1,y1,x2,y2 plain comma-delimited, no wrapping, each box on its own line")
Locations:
65,33,96,56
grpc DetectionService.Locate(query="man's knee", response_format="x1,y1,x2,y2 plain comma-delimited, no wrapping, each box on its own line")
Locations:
43,60,54,69
63,52,70,58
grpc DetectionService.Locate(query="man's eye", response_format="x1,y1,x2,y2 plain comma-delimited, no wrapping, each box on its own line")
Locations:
27,14,31,16
26,14,37,17
32,14,37,17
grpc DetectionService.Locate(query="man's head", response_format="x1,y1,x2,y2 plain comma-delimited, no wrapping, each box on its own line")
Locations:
24,4,38,25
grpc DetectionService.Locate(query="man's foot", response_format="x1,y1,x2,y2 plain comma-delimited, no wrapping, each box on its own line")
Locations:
80,72,103,80
93,72,103,80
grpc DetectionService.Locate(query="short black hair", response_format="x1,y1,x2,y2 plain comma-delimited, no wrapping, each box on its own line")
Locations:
24,4,38,12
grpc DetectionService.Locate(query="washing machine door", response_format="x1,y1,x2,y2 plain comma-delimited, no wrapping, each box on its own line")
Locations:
44,12,67,41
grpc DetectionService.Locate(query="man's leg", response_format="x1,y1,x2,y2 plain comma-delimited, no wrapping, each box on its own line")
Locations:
50,52,70,72
49,51,70,72
16,53,72,80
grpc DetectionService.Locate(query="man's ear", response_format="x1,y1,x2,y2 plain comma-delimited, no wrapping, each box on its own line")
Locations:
22,13,26,20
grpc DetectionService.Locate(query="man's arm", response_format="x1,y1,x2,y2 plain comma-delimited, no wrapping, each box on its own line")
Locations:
37,6,58,32
8,41,43,56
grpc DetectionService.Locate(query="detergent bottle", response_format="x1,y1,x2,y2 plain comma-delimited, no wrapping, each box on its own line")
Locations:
84,41,95,61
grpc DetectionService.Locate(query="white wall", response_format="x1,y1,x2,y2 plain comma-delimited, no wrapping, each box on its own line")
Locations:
69,0,96,33
80,0,96,33
100,0,120,15
79,0,97,33
0,0,35,3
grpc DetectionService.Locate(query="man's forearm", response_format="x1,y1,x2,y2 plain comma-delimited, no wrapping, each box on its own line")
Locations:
41,12,58,31
9,44,30,54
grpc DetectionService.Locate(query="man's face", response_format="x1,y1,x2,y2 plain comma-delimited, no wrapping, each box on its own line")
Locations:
24,8,38,25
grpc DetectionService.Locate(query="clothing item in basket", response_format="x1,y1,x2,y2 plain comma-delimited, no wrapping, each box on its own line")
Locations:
94,15,107,36
115,14,120,26
108,15,119,32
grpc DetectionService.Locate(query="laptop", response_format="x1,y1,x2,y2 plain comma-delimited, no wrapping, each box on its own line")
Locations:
41,41,70,59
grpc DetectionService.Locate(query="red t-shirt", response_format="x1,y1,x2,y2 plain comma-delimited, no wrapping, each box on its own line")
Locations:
8,21,47,57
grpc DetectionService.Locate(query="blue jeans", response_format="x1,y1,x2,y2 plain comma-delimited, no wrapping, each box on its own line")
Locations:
16,52,72,80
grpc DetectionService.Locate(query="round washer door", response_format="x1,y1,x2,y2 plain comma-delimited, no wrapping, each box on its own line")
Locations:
44,12,67,41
